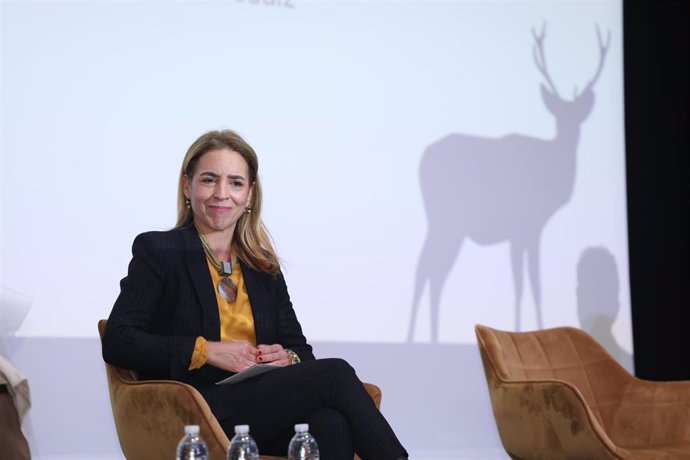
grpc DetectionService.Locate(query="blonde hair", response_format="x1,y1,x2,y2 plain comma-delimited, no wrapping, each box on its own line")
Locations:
175,130,280,274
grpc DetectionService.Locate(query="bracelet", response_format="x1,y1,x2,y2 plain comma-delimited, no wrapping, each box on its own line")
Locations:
286,348,301,365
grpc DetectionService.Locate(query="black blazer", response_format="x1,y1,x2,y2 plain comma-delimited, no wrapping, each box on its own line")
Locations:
102,223,315,393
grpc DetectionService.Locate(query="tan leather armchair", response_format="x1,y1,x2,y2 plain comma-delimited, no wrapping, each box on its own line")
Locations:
99,320,381,460
475,324,690,460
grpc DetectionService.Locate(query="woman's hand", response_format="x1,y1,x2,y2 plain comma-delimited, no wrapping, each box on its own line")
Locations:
206,340,258,373
256,344,290,366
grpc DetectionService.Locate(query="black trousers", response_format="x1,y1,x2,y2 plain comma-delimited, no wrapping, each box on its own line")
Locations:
215,358,407,460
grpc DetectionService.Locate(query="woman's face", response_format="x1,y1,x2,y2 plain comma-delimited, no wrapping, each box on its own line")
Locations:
183,148,254,236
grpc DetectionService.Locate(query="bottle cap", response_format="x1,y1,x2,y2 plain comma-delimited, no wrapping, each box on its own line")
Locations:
234,424,250,434
184,425,200,435
294,423,309,433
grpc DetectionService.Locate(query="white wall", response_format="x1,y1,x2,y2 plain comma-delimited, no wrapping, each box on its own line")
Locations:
1,1,627,458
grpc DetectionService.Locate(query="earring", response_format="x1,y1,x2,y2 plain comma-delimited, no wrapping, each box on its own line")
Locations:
244,207,252,214
185,198,191,209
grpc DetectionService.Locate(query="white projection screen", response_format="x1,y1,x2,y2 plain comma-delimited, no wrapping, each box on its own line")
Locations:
1,1,628,458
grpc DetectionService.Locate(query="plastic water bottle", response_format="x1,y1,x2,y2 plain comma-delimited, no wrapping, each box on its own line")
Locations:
227,424,260,460
176,425,209,460
287,423,319,460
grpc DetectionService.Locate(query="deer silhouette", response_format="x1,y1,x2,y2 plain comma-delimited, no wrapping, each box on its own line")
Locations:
408,25,610,342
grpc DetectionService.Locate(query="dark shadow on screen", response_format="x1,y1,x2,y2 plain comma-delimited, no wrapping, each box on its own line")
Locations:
408,24,610,341
576,246,634,373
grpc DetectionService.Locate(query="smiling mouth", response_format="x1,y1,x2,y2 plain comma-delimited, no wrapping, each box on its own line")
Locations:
207,206,233,212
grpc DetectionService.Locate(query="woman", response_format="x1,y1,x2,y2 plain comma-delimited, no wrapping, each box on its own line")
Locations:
102,130,408,459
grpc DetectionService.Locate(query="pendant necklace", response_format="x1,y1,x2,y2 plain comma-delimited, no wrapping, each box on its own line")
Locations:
199,234,238,303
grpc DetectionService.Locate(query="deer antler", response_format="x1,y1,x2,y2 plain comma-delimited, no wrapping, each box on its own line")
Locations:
580,25,611,95
532,22,561,98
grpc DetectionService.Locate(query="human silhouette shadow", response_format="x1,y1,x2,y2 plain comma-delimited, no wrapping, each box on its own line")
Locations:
576,246,633,373
408,24,610,342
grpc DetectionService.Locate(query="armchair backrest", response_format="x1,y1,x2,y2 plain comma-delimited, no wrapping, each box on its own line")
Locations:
476,324,632,433
476,324,690,459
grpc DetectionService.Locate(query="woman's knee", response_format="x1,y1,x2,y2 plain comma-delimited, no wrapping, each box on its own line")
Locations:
317,358,356,379
303,358,365,404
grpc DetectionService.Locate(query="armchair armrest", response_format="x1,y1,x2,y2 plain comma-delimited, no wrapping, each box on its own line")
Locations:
363,382,382,408
614,378,690,447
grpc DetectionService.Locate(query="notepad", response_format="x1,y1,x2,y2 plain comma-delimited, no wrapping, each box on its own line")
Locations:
215,364,280,385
